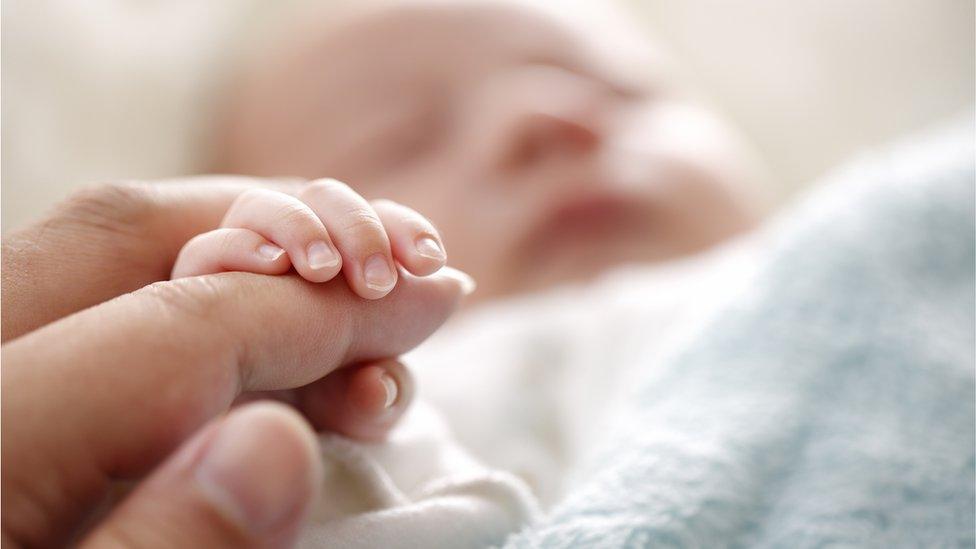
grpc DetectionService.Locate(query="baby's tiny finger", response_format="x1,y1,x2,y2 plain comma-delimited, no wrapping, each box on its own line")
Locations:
299,179,397,299
296,359,414,442
222,188,343,283
171,228,292,279
371,199,447,276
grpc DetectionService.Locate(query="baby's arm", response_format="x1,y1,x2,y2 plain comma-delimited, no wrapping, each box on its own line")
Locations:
171,178,448,298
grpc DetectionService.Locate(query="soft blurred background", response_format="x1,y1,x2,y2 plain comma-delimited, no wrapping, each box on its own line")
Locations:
2,0,973,233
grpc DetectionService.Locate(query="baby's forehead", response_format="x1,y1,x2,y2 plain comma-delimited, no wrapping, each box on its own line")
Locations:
301,2,662,106
314,4,584,87
224,1,666,176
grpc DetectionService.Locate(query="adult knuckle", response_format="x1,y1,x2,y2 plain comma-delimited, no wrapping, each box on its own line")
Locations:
135,276,250,387
65,181,149,210
58,181,158,235
140,277,222,328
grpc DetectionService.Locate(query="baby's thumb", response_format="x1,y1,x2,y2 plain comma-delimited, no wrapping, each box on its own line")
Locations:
81,402,321,548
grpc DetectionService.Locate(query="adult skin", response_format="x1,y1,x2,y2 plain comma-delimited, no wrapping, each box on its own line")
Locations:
1,178,470,547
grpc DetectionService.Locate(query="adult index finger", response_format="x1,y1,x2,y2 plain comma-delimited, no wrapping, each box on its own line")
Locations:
0,267,473,547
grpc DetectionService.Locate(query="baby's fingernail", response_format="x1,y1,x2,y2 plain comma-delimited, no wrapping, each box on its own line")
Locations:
307,241,339,270
415,236,446,262
257,244,285,261
379,373,398,409
363,254,395,291
438,266,477,296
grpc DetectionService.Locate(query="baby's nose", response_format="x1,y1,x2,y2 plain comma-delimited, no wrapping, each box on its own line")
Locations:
507,107,602,165
499,101,605,170
471,61,613,170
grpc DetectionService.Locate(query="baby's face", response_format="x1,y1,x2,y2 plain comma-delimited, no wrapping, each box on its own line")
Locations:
217,2,764,299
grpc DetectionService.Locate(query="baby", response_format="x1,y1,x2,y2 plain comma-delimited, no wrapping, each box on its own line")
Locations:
207,0,767,301
170,1,773,537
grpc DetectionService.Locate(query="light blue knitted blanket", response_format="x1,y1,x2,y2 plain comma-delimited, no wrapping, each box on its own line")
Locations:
506,119,976,548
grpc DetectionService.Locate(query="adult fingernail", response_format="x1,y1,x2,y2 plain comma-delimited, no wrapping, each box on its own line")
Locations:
307,241,339,270
363,254,395,291
379,372,398,409
438,266,477,295
194,405,317,536
415,236,446,262
257,244,285,261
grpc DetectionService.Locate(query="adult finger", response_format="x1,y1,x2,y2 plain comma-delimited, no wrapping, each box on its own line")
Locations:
82,402,321,549
1,177,301,341
1,267,474,547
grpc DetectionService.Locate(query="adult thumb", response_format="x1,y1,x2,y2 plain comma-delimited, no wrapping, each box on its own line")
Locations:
81,402,322,548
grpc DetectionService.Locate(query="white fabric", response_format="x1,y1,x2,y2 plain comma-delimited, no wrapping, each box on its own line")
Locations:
410,241,761,508
298,240,761,547
298,403,539,548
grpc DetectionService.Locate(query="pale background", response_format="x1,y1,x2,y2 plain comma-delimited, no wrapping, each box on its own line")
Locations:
2,0,973,233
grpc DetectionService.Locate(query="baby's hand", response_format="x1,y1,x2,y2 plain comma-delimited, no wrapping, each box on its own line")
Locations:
171,179,448,299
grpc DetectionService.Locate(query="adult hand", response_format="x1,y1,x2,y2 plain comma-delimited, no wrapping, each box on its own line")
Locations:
1,179,472,547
